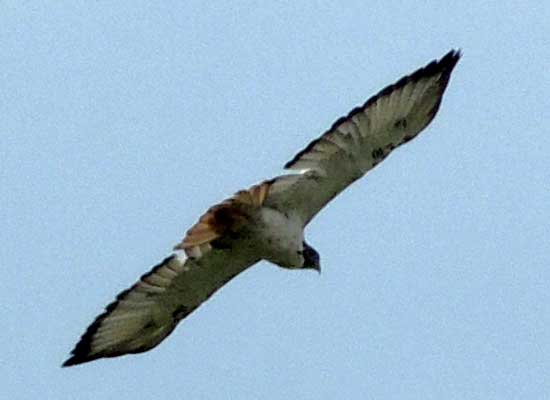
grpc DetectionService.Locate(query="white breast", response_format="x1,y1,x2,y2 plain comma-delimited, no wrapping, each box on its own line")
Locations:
255,207,304,268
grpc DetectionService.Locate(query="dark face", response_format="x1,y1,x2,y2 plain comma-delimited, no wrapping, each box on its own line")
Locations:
302,241,321,272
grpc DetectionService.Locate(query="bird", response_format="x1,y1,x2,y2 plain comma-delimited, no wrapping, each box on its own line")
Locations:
63,50,461,366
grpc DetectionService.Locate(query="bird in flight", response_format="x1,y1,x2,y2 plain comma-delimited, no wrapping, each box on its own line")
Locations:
64,50,460,366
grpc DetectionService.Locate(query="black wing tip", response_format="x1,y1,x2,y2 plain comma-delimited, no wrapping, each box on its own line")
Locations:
285,49,461,170
62,357,81,367
343,48,461,126
431,48,461,71
434,48,461,82
62,327,107,367
441,48,462,68
371,48,461,112
62,287,128,368
62,353,100,368
63,255,178,367
62,316,106,367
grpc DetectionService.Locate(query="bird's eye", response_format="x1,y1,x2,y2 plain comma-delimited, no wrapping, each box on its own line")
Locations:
297,250,303,255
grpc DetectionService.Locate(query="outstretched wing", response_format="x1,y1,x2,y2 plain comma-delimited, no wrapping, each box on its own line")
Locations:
264,50,461,224
63,248,259,366
64,181,273,366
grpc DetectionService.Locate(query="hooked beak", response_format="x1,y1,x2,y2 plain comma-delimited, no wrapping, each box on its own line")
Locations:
302,241,321,274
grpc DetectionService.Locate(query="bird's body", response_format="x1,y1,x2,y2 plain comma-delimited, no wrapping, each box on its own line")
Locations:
255,207,304,268
64,50,461,366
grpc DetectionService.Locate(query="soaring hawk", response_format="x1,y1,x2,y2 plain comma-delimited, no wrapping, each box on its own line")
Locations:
64,50,460,366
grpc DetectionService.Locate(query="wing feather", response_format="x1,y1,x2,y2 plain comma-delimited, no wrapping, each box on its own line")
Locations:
63,248,259,366
267,50,461,224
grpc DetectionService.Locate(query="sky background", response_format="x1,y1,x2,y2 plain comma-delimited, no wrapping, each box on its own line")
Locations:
1,1,549,399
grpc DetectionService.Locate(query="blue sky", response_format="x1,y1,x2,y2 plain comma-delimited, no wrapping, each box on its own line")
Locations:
2,1,549,399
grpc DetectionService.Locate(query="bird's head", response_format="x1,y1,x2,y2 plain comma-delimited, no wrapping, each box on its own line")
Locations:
302,241,320,273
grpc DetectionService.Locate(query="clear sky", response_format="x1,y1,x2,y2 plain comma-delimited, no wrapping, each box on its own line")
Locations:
1,2,549,399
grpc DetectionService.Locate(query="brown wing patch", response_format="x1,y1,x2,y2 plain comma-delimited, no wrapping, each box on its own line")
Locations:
174,180,272,257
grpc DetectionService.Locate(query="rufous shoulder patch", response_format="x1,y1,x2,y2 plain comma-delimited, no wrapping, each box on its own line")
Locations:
174,180,272,257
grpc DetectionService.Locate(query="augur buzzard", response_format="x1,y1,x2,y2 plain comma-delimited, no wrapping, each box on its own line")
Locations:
64,50,460,366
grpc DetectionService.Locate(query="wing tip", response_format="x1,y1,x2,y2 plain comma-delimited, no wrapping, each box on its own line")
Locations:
441,48,462,69
62,317,107,367
434,48,461,84
62,308,111,367
63,255,179,367
62,352,100,368
62,357,81,368
284,48,461,170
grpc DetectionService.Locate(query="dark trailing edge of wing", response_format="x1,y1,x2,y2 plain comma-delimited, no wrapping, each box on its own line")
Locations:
62,255,188,367
284,49,461,169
